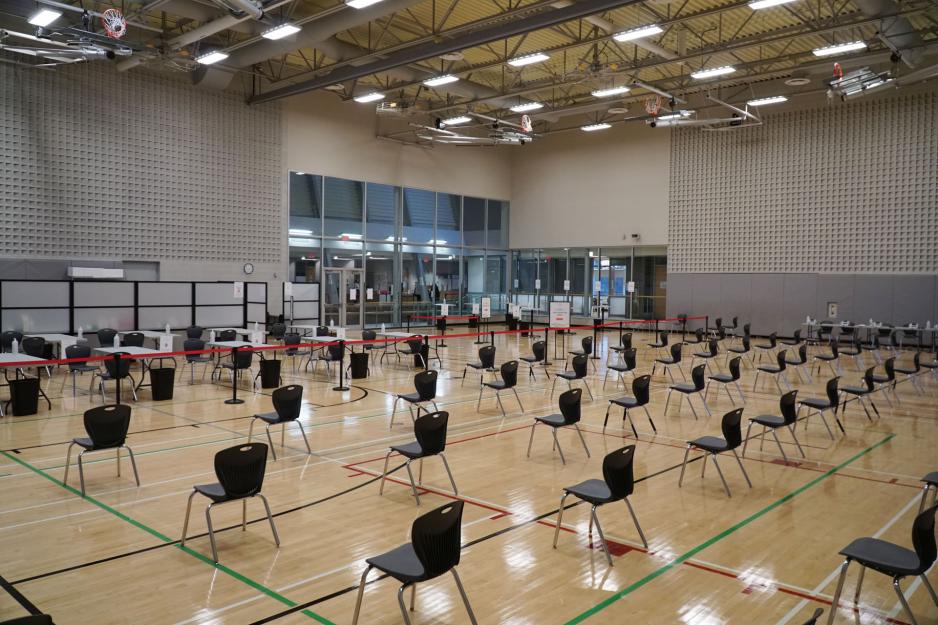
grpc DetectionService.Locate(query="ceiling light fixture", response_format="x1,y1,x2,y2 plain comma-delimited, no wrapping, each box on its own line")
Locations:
262,23,301,40
442,115,472,125
423,74,459,87
657,110,693,120
747,95,788,106
748,0,797,8
195,51,229,65
508,52,550,67
581,123,611,132
510,102,543,112
691,65,736,79
812,41,867,57
591,85,631,98
346,0,385,8
613,24,663,42
353,92,384,103
28,8,62,27
288,228,313,235
429,239,447,245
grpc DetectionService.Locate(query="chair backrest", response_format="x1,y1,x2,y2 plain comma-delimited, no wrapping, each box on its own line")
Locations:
740,335,750,352
406,337,423,353
621,333,632,350
234,350,253,368
823,376,840,407
883,357,896,381
184,338,205,361
581,336,593,354
742,323,751,337
361,329,377,341
316,326,329,336
912,351,921,371
731,316,739,328
659,331,669,346
97,328,117,345
122,332,145,347
668,342,682,363
65,343,92,371
559,388,582,424
792,329,802,342
911,504,938,574
622,348,637,371
775,349,787,370
714,317,723,330
84,404,132,448
414,370,438,400
269,323,286,340
721,408,745,449
272,385,303,422
0,615,55,625
283,333,301,353
780,390,798,425
602,445,637,500
500,360,518,388
214,443,268,498
797,344,807,364
690,364,706,391
693,328,704,343
327,343,344,361
570,353,588,378
728,356,742,381
22,336,45,357
768,332,777,347
414,410,449,455
218,329,237,342
632,374,651,406
862,366,876,391
104,354,132,379
186,326,203,339
532,340,546,361
706,338,718,356
829,340,839,357
479,345,496,368
0,330,23,351
411,500,464,578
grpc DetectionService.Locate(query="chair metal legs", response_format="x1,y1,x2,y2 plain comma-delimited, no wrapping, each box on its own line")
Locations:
553,492,569,548
351,565,373,625
624,498,649,548
589,506,613,566
182,493,280,563
248,419,313,461
64,444,139,497
451,568,480,625
680,448,749,498
892,577,919,625
827,559,851,625
351,565,477,625
551,428,566,464
440,452,458,494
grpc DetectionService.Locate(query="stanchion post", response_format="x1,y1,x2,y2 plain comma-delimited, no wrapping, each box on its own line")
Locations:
591,319,599,360
618,321,623,343
705,315,710,337
113,352,122,405
422,335,430,371
544,327,550,366
438,316,448,348
225,347,244,404
333,340,350,391
407,314,411,333
490,330,495,346
474,317,485,345
655,319,660,343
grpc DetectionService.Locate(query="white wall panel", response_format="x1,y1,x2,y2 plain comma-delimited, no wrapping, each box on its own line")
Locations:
2,309,69,333
1,281,69,308
74,307,135,331
139,283,191,307
138,307,192,329
196,306,243,328
74,282,134,307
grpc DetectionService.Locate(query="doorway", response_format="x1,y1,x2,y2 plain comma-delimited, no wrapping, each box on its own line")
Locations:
323,269,364,329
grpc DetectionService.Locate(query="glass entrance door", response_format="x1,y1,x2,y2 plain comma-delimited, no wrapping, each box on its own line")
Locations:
323,269,364,329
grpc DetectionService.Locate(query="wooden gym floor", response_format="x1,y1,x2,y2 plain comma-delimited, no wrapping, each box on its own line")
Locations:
0,327,936,625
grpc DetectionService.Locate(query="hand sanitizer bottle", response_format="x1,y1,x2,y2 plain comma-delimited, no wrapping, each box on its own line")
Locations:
113,334,120,348
209,329,216,343
11,338,18,354
165,323,171,335
381,322,386,333
77,326,84,340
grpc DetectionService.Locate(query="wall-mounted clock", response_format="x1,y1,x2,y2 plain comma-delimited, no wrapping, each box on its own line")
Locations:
243,262,255,275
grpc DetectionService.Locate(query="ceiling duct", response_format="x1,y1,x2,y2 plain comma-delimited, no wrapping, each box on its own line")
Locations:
853,0,926,67
214,0,265,20
551,0,676,60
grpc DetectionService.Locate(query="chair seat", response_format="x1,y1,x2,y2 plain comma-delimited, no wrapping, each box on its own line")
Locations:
840,537,923,577
689,436,729,453
647,342,665,349
708,374,734,383
72,437,96,450
520,356,539,363
569,350,587,356
757,366,782,374
186,356,213,363
193,482,230,503
922,471,938,486
609,346,628,352
389,441,425,459
254,411,284,425
799,398,831,410
608,363,633,373
841,385,868,396
694,351,714,359
920,360,938,370
398,392,423,403
670,383,697,394
750,414,785,427
556,371,578,381
840,349,861,356
563,478,614,505
871,375,890,384
467,362,489,370
893,366,917,375
535,413,566,427
483,380,507,390
366,543,426,584
814,354,837,361
754,343,773,349
69,364,99,372
655,358,676,365
727,348,749,354
610,396,638,408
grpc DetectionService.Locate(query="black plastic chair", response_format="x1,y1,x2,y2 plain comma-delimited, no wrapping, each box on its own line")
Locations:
308,342,344,377
647,330,668,356
839,367,881,421
180,338,212,383
871,357,900,407
462,345,496,386
479,360,523,416
360,329,386,364
553,445,648,566
608,332,633,360
568,336,596,371
814,339,841,376
280,333,310,373
351,501,478,625
780,329,803,347
753,331,778,362
706,355,745,405
797,377,844,439
268,322,286,342
679,408,752,498
684,327,705,351
249,385,310,460
743,390,805,462
653,342,685,383
726,334,753,368
122,332,145,348
894,352,926,395
60,343,98,396
838,337,864,371
826,504,937,625
919,472,938,513
691,338,720,373
0,330,23,352
551,353,593,400
861,332,884,365
604,347,637,389
666,363,711,419
92,354,137,402
753,349,792,393
64,404,139,496
527,388,589,464
220,349,253,389
391,370,439,428
0,616,55,625
186,326,204,340
181,443,280,563
21,336,52,378
97,328,118,347
380,411,458,505
783,343,813,384
520,340,550,380
217,329,237,342
604,374,656,437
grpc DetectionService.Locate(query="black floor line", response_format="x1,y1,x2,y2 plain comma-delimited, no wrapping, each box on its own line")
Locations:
0,573,43,615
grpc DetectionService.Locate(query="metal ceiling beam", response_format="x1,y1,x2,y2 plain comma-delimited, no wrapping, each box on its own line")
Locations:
248,0,648,103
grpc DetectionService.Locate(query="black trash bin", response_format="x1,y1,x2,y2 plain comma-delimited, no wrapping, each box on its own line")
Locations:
468,316,479,329
259,358,282,389
9,377,40,416
415,344,430,368
436,317,446,332
507,315,518,331
150,367,176,400
519,321,530,337
349,352,369,379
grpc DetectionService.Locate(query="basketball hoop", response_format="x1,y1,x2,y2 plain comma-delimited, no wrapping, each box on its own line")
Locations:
832,62,843,80
101,8,127,39
643,95,662,117
520,114,533,133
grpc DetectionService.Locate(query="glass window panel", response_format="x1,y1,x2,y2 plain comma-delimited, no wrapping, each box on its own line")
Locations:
436,194,461,246
289,173,322,236
512,250,538,292
486,200,508,248
365,242,395,326
324,240,363,268
402,244,435,321
485,251,507,311
366,183,398,241
323,177,364,237
435,247,460,310
461,250,485,313
402,188,435,244
289,243,320,283
463,197,485,247
542,249,568,293
633,247,668,320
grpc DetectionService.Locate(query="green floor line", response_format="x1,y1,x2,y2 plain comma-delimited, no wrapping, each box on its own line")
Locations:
562,432,896,625
0,450,337,625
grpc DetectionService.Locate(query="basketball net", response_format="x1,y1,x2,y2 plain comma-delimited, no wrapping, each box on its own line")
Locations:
643,95,662,117
520,114,533,133
832,62,843,81
101,8,127,39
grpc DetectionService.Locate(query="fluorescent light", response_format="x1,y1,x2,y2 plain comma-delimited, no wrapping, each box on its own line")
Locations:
812,41,866,57
346,0,385,7
581,123,611,132
340,233,363,239
691,65,736,79
423,74,459,87
353,92,384,103
747,95,788,106
28,8,62,27
385,236,407,242
508,52,550,67
442,115,472,125
196,51,229,65
591,85,630,98
289,228,313,235
657,110,693,120
613,24,663,42
429,239,447,245
748,0,796,8
510,102,543,112
262,23,301,40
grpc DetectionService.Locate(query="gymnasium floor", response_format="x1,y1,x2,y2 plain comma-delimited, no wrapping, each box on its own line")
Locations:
0,327,935,625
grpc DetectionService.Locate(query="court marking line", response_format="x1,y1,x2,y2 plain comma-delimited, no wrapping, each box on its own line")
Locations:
0,573,42,617
561,432,896,625
0,449,337,625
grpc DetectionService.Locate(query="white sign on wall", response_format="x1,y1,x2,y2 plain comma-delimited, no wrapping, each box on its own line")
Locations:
158,334,174,352
593,280,601,293
472,303,480,315
549,301,571,328
481,297,492,319
563,280,570,292
627,281,636,293
534,279,541,290
366,288,374,300
349,288,357,301
284,282,293,297
233,281,244,298
440,304,449,317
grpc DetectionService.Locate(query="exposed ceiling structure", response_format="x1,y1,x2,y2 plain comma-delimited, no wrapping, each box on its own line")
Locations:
2,0,937,140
